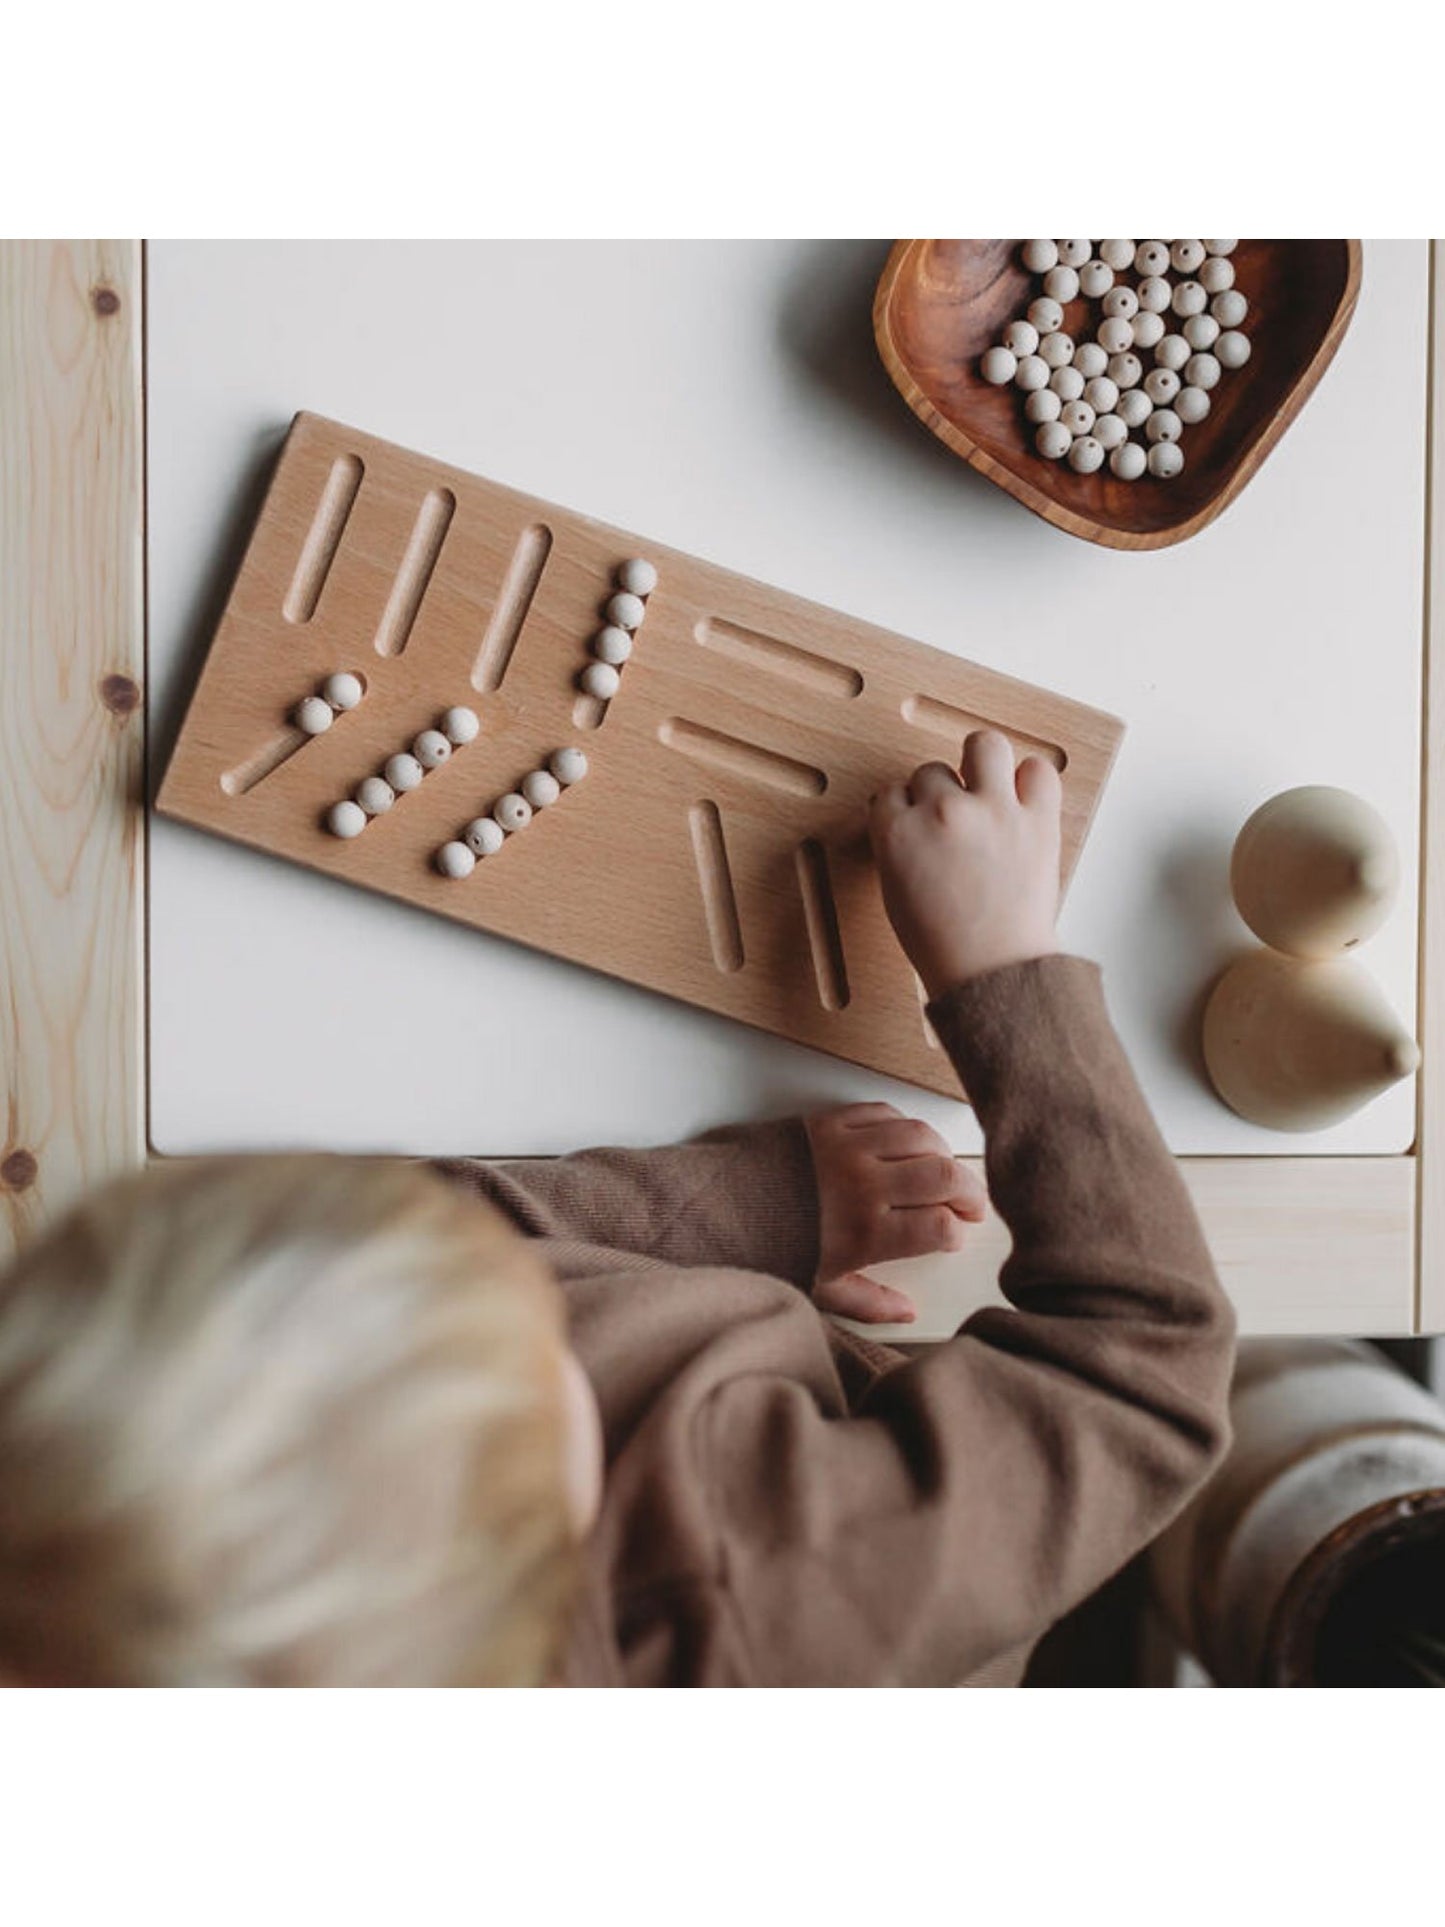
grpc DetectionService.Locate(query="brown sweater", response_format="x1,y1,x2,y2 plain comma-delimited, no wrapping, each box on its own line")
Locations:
437,956,1235,1686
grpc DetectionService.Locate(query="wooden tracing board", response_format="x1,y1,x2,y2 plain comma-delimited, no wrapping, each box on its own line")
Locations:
158,413,1124,1099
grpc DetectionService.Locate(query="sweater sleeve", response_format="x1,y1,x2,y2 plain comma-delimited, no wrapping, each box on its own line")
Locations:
432,1119,820,1288
696,956,1236,1685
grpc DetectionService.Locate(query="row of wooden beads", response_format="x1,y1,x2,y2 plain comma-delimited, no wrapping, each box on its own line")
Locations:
579,558,657,704
326,705,481,838
435,747,589,877
295,671,365,734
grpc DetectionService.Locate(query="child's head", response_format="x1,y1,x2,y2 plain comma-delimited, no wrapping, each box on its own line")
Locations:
0,1155,596,1686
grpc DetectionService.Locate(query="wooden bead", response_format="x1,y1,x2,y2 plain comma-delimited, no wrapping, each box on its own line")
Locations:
594,625,634,665
606,591,646,631
1097,316,1134,356
1155,333,1191,372
1066,435,1105,474
1199,256,1235,294
1035,420,1071,461
1130,310,1166,351
1185,352,1222,390
1060,399,1095,437
494,793,533,834
295,695,333,735
1211,289,1248,328
581,661,621,700
1230,785,1400,959
1073,341,1108,379
1078,259,1114,299
322,672,364,711
1203,240,1238,256
1003,319,1040,357
1039,331,1075,369
549,746,588,786
327,800,367,839
355,775,395,816
1171,239,1206,274
1099,239,1135,271
617,558,657,596
1183,313,1220,351
1014,354,1050,392
441,704,480,745
1025,387,1062,424
1136,276,1173,314
1092,412,1127,452
1110,440,1147,480
1083,375,1119,415
981,345,1017,385
1106,352,1142,390
1171,280,1208,317
521,769,561,810
412,729,452,769
1022,239,1059,273
1043,265,1080,304
1175,385,1211,425
1147,441,1185,478
1216,330,1252,369
1048,365,1085,401
1057,239,1092,267
1116,387,1153,428
464,816,506,857
1144,367,1181,406
1102,285,1139,320
1027,296,1065,334
1134,241,1170,277
384,752,424,793
435,841,476,879
1146,408,1182,444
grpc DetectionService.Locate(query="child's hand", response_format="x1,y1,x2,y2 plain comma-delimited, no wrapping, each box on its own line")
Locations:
805,1103,988,1324
869,729,1063,999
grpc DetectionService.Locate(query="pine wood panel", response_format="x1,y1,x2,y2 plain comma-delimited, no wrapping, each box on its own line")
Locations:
1417,238,1445,1335
157,412,1124,1098
0,240,145,1259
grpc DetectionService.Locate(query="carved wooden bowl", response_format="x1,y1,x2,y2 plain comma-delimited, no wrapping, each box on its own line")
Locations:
874,240,1363,551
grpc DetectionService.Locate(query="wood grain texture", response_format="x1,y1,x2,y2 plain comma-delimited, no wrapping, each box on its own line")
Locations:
0,240,145,1258
156,412,1124,1099
1418,238,1445,1334
874,240,1363,552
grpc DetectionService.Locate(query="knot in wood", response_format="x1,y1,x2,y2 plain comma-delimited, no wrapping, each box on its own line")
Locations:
1,1149,38,1191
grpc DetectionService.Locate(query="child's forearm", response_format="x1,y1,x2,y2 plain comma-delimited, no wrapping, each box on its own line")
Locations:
433,1119,819,1284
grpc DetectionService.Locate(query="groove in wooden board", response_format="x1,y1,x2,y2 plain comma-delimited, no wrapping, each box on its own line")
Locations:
283,453,363,623
796,839,849,1010
659,718,827,798
902,693,1067,771
220,726,306,796
914,972,941,1049
688,801,744,972
573,692,606,731
374,486,455,658
473,521,552,692
694,616,864,699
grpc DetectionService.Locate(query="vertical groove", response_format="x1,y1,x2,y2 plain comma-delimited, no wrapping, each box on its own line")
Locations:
220,727,306,796
472,522,553,691
374,486,455,657
572,692,606,731
796,839,850,1011
688,801,744,973
283,454,363,623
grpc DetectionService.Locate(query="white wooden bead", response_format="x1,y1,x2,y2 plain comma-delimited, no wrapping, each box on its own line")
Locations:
1097,317,1134,356
494,793,533,834
1067,436,1105,474
1211,289,1248,329
1183,313,1220,351
1185,352,1222,390
1148,441,1185,478
464,816,506,857
355,776,395,816
1203,240,1238,256
1172,280,1208,318
1043,264,1080,303
1078,259,1114,299
1022,239,1059,273
1057,239,1092,268
549,746,588,786
521,769,561,810
1137,276,1173,314
1107,352,1143,390
1014,354,1050,392
1200,256,1235,295
618,558,657,597
1060,399,1095,437
322,672,364,711
436,841,476,879
1025,387,1062,424
441,705,480,745
1134,241,1170,277
1003,319,1039,357
1171,239,1206,275
327,800,367,839
581,661,621,700
295,695,333,735
1099,239,1135,271
1027,296,1064,335
1110,440,1148,481
981,345,1017,385
1130,310,1166,351
1146,408,1183,444
606,591,646,631
1116,387,1153,428
412,729,452,770
1175,385,1212,425
1102,285,1139,321
1155,333,1191,372
1035,421,1072,461
594,625,633,665
1083,375,1119,415
1073,341,1108,379
1144,366,1181,405
1092,412,1128,452
1215,330,1252,370
384,752,425,793
1049,365,1085,401
1039,331,1074,369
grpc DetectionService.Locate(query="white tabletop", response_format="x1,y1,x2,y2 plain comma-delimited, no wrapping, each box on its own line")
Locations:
147,241,1427,1158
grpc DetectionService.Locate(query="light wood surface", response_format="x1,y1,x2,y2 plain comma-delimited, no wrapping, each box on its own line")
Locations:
1418,240,1445,1334
156,412,1124,1098
874,240,1363,552
0,240,146,1260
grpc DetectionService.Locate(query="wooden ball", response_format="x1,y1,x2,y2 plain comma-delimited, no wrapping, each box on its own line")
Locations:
464,816,506,857
1185,352,1222,391
1117,388,1153,428
327,800,367,839
1134,241,1170,277
1199,256,1235,295
606,591,646,631
1014,354,1050,392
1216,330,1251,370
1003,319,1040,357
1035,420,1071,461
521,769,561,810
412,729,452,770
441,705,480,745
1137,275,1173,314
1097,316,1134,356
1183,313,1220,351
1043,264,1080,303
1203,240,1238,256
355,776,395,816
1067,436,1105,474
549,747,588,787
1092,412,1127,452
1073,341,1108,379
322,672,364,711
1171,280,1208,318
1048,365,1085,401
1211,289,1248,329
296,695,333,735
1039,331,1075,369
617,558,658,596
1155,333,1191,372
581,661,621,700
435,841,476,879
594,625,634,665
1102,285,1139,321
1230,785,1400,959
981,345,1017,385
493,793,533,834
1099,239,1135,271
1131,310,1166,350
1025,387,1062,424
1083,376,1119,415
1110,440,1147,481
1146,408,1183,444
1144,367,1181,406
1027,296,1065,335
1057,239,1092,267
1175,385,1212,425
1022,239,1059,274
1078,259,1114,299
1060,399,1095,438
1106,352,1142,391
1147,441,1184,478
384,752,424,793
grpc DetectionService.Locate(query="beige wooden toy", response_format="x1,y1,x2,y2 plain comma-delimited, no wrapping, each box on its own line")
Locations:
1231,784,1399,958
1203,949,1420,1132
157,413,1124,1101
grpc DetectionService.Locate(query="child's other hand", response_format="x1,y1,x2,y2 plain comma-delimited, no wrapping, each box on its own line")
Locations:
869,729,1062,999
805,1103,988,1324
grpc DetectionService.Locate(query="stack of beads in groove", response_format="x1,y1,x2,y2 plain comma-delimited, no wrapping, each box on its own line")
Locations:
435,746,589,877
326,703,480,838
581,557,657,704
294,670,365,737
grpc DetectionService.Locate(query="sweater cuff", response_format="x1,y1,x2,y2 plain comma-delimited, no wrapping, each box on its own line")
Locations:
925,955,1109,1118
701,1117,821,1291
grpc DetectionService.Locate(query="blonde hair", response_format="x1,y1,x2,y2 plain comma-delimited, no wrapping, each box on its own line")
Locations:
0,1155,578,1685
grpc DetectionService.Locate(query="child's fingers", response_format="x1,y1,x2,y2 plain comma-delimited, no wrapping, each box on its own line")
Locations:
885,1153,969,1209
868,783,910,830
907,761,964,807
875,1204,972,1263
815,1271,918,1326
1016,753,1063,813
961,728,1015,798
852,1115,948,1161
